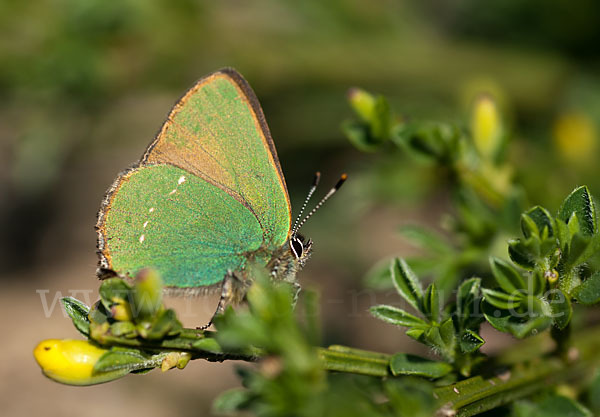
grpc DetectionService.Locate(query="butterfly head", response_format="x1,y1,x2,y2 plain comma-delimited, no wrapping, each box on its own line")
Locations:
289,233,313,267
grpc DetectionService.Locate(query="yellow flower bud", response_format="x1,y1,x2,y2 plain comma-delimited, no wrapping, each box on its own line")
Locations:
33,339,128,385
347,88,376,123
471,95,503,160
110,297,132,321
553,112,597,164
133,269,163,318
160,351,192,372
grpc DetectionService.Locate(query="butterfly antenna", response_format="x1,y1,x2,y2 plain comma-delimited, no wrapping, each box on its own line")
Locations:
292,172,321,236
294,173,347,233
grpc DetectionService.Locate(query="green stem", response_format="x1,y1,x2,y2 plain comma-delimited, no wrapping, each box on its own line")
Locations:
435,326,600,416
317,345,390,377
91,324,600,416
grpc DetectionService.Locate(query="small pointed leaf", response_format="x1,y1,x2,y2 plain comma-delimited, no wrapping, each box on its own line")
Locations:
456,278,481,326
93,347,161,374
490,257,526,292
370,305,428,328
522,206,554,238
573,271,600,305
508,238,536,269
459,329,485,353
548,289,572,330
482,288,523,310
61,297,91,337
390,258,424,312
423,283,439,322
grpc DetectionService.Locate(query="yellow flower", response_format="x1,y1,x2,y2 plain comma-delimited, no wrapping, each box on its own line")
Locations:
33,339,128,385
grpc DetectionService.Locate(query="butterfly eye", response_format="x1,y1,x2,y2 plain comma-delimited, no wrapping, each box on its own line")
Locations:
290,237,304,259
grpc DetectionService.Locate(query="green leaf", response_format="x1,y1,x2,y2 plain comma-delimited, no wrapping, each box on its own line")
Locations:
88,300,109,325
110,321,137,337
456,278,482,328
399,225,453,255
482,288,523,310
390,258,424,312
513,394,592,417
405,328,426,342
61,297,90,337
424,326,443,351
141,308,182,340
342,120,381,152
558,185,596,236
548,289,572,330
573,271,600,305
522,206,554,238
192,337,223,354
530,270,546,296
490,257,526,293
439,318,457,357
389,353,452,379
393,121,459,161
508,238,536,269
422,283,439,322
520,213,541,240
363,258,394,290
566,232,592,266
93,347,162,374
566,233,600,269
482,298,552,338
371,96,391,140
459,329,484,353
369,305,428,328
555,218,571,252
212,388,252,413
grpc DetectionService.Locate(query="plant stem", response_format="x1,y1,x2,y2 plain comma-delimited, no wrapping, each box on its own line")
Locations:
92,324,600,415
317,345,390,377
435,325,600,416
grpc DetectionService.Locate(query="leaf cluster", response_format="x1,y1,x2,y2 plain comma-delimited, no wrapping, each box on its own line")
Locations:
484,186,600,338
371,259,484,377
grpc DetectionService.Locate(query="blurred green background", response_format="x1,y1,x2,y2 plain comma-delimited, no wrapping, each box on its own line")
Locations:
2,1,600,416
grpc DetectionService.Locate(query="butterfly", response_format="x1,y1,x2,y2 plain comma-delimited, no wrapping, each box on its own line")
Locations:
95,68,345,328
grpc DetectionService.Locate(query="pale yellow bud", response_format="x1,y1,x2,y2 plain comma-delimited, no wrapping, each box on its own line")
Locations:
471,95,503,160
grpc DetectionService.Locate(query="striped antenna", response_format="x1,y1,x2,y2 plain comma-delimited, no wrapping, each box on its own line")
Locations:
293,173,347,234
292,172,321,236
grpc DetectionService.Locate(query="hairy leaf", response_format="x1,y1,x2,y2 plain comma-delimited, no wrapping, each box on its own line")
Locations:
370,305,428,328
558,186,596,236
390,258,424,312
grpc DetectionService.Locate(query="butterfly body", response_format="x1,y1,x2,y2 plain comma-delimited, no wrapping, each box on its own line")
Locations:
96,69,322,317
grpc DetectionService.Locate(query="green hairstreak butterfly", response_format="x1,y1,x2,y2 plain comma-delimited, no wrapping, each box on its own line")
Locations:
95,68,346,327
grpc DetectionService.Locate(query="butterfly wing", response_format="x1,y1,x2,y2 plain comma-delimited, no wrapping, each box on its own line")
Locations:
96,69,292,289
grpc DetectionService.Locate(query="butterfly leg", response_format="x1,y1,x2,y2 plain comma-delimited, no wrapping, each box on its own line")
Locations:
198,269,248,330
291,281,302,307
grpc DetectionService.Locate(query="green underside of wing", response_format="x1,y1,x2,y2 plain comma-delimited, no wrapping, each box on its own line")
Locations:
154,74,291,248
103,164,268,287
